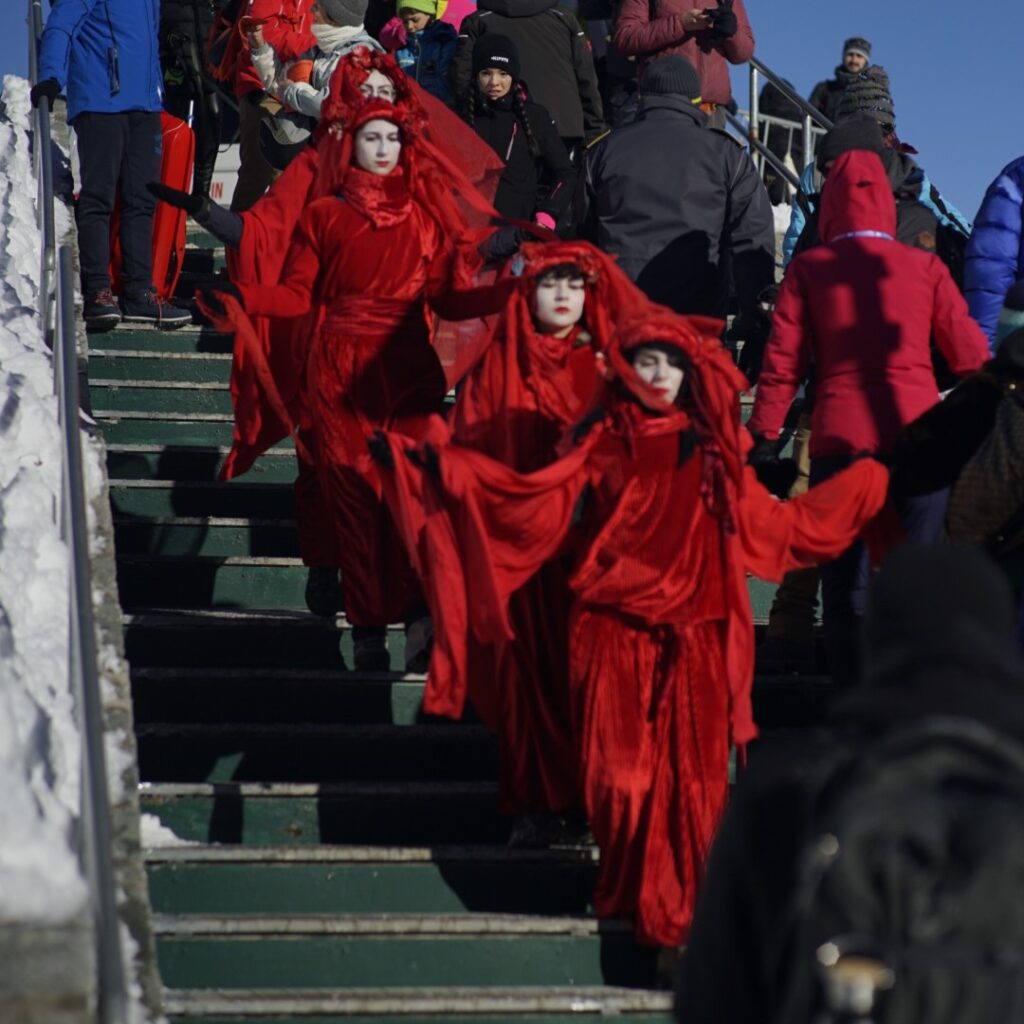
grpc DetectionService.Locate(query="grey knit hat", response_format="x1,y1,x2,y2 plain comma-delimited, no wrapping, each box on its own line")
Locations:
835,65,895,127
843,36,871,61
639,56,701,100
317,0,369,27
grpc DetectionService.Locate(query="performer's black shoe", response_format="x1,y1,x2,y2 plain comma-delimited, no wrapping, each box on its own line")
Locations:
353,625,390,672
305,566,342,618
404,616,433,674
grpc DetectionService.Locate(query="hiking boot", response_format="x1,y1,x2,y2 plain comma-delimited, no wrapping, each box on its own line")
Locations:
83,289,121,331
352,625,390,672
304,566,342,618
121,289,192,329
404,615,433,674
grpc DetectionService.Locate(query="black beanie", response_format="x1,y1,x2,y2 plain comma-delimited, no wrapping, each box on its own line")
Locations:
816,113,886,173
835,65,895,126
842,36,871,60
472,35,520,81
639,56,701,100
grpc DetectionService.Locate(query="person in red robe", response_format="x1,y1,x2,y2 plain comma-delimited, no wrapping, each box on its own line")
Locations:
201,87,509,671
447,240,654,840
374,310,889,948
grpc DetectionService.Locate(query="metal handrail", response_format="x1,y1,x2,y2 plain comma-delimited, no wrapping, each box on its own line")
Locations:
27,5,129,1023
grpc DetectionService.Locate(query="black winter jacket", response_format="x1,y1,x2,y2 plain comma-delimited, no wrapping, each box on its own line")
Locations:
467,93,576,224
160,0,221,98
451,0,607,142
582,96,774,317
808,64,862,124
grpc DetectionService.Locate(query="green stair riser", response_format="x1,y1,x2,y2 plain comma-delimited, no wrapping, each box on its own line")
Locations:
147,861,596,916
116,560,305,610
156,934,655,990
114,521,300,558
92,384,234,415
97,418,244,446
108,449,295,483
91,355,232,383
90,329,232,354
141,792,509,846
137,728,497,784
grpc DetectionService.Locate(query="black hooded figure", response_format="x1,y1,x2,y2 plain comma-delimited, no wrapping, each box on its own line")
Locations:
675,543,1024,1024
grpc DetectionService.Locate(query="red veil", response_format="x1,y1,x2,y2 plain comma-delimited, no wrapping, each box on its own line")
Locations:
203,50,506,480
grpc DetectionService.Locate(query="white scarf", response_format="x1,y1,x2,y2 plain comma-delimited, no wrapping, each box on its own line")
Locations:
311,22,366,53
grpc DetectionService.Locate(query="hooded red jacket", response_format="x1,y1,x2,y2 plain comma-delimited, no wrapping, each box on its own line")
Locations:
750,150,989,459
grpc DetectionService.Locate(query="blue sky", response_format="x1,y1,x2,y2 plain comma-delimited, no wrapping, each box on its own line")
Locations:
3,1,1020,216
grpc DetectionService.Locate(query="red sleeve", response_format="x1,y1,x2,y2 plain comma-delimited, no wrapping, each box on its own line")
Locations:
930,256,991,376
721,0,755,64
237,205,321,317
736,459,890,581
747,266,811,439
248,0,316,61
612,0,688,56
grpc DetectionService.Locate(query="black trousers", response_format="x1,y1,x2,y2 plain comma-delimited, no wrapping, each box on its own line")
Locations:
75,110,162,297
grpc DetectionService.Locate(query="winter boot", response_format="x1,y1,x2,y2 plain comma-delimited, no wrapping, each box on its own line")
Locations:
304,566,342,618
352,625,390,672
84,289,122,331
121,288,192,329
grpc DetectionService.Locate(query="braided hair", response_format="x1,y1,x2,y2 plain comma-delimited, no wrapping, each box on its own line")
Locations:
460,81,541,158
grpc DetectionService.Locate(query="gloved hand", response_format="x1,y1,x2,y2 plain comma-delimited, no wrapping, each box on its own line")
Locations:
707,0,737,40
197,281,243,318
367,430,395,470
480,224,529,263
406,441,441,480
147,181,205,216
30,79,60,110
749,435,799,499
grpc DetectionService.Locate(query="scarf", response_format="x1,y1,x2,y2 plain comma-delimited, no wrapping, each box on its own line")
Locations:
338,166,413,229
312,22,368,53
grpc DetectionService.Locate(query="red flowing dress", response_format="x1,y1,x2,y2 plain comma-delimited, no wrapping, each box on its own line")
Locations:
380,315,890,945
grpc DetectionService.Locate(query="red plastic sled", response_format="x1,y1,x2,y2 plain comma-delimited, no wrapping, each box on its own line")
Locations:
110,111,195,300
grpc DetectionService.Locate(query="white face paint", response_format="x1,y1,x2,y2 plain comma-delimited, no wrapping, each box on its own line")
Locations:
359,69,397,102
630,345,686,404
531,273,585,337
353,119,402,176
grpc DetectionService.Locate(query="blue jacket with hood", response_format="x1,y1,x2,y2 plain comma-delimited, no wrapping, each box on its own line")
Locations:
38,0,162,122
964,155,1024,348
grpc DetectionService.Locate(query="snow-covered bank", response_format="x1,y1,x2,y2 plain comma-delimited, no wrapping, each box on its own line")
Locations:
0,76,87,922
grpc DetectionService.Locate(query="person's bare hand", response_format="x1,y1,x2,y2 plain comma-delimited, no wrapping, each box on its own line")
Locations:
682,8,712,31
247,25,265,48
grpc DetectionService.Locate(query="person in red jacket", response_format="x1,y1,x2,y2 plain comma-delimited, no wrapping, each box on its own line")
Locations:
375,309,889,950
612,0,753,127
749,149,990,685
232,0,317,212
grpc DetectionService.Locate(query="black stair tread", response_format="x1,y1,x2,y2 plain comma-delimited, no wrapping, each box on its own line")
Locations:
137,723,476,738
146,845,596,865
162,985,672,1016
97,409,236,421
110,479,288,489
153,913,625,937
93,378,230,390
141,781,498,797
91,349,232,361
126,608,359,626
114,515,296,527
107,444,291,457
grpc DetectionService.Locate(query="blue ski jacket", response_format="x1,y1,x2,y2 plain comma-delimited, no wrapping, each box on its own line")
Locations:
965,156,1024,348
396,21,457,106
38,0,162,122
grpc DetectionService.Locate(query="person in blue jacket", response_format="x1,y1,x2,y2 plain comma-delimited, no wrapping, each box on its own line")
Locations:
965,156,1024,350
31,0,190,330
394,0,457,105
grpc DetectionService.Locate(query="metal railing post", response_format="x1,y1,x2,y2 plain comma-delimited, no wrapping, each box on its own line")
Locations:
28,3,130,1022
802,112,814,182
749,65,759,143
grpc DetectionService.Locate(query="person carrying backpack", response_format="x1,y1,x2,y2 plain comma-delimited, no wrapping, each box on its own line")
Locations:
391,0,458,104
676,543,1024,1024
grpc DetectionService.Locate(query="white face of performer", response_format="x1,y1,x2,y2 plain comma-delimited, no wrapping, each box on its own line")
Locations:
360,69,397,102
353,119,402,176
531,272,586,338
631,345,686,404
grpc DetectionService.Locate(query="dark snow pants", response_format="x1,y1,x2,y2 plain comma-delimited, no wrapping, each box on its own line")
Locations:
75,110,162,297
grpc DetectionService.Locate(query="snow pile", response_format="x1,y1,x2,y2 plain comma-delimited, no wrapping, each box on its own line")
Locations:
772,201,793,238
0,75,87,922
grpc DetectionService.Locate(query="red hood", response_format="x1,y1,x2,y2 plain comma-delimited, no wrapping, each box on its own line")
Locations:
819,149,897,243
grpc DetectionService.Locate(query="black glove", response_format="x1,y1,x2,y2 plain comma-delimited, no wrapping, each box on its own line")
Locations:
749,435,799,499
197,282,243,318
480,224,529,263
30,79,60,110
405,442,441,480
707,0,737,40
367,430,395,471
147,180,204,217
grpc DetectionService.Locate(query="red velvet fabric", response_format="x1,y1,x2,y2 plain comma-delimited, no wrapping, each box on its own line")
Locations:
381,312,890,945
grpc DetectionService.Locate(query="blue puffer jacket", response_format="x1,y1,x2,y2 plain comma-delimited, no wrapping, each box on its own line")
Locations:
38,0,162,122
965,156,1024,348
783,157,971,267
395,20,457,105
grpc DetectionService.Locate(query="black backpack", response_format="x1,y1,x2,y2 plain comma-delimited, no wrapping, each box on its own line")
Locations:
774,717,1024,1024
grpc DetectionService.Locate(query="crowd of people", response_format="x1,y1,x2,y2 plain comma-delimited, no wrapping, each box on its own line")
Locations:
30,0,1024,1012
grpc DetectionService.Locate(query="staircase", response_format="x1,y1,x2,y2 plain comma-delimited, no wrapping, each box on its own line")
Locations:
90,230,716,1023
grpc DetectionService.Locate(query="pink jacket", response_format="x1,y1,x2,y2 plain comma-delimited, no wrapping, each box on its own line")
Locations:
750,151,990,460
612,0,754,106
